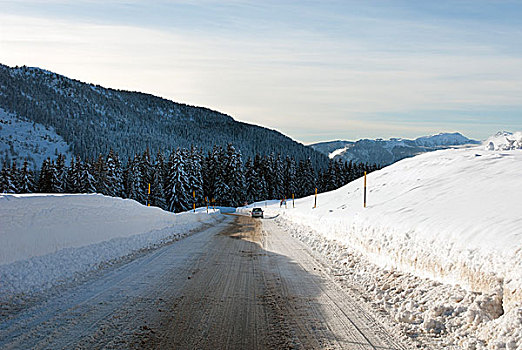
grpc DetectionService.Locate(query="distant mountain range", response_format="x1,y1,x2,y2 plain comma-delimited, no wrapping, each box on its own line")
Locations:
309,133,480,166
0,64,327,169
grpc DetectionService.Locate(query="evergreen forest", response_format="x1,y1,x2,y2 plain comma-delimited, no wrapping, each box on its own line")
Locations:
0,144,380,212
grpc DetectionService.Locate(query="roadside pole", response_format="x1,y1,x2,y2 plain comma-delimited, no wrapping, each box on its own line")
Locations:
205,197,208,214
292,193,295,208
193,190,196,212
314,188,317,208
364,171,367,208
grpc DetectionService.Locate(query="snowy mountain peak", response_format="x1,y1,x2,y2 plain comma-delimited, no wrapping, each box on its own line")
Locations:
413,132,475,147
485,131,522,151
311,132,479,166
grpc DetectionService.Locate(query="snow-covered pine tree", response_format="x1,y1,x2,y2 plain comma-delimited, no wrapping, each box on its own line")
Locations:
323,159,338,192
9,162,19,193
16,160,35,193
106,149,124,197
38,158,59,193
186,146,203,206
150,163,166,209
65,157,82,193
260,154,275,199
244,157,257,203
93,154,108,195
273,155,285,200
122,157,133,199
253,154,268,201
55,154,67,193
202,146,220,204
211,146,228,206
296,158,316,197
284,156,296,198
79,159,97,193
126,155,145,203
139,147,153,200
334,160,345,188
0,160,16,193
165,149,191,212
214,144,244,207
226,144,245,206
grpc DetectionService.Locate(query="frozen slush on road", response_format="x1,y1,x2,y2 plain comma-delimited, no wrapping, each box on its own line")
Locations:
0,193,222,297
257,133,522,349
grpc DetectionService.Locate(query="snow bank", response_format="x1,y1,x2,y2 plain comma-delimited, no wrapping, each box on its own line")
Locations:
0,194,222,295
256,141,522,312
248,137,522,348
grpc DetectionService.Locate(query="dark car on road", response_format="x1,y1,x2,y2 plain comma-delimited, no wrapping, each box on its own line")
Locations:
251,208,264,218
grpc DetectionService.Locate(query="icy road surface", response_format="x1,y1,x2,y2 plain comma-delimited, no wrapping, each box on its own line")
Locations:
0,215,406,349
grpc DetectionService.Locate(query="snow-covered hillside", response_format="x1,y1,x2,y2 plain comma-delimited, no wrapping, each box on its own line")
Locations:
254,136,522,348
0,194,222,296
0,108,71,168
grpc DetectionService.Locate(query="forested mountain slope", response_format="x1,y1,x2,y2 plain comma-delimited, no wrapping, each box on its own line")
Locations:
0,64,327,168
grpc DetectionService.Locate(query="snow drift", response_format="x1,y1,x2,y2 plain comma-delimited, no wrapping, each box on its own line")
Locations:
260,138,522,312
0,193,221,295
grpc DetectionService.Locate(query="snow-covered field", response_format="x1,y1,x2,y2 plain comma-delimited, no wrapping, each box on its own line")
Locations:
0,194,222,297
244,133,522,349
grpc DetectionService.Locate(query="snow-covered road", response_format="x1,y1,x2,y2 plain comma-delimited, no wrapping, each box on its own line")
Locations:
0,215,406,349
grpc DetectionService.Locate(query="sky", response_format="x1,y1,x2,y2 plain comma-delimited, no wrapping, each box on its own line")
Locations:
1,0,521,143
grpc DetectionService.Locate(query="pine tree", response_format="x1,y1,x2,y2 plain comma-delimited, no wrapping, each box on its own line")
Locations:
253,154,268,201
214,144,245,207
0,160,16,193
38,158,59,193
55,154,67,193
17,160,35,193
226,145,245,206
273,155,285,200
150,163,166,208
283,156,296,198
211,146,228,206
65,157,83,193
78,159,97,193
186,146,203,206
296,158,316,197
93,154,108,194
139,147,153,199
261,154,275,199
244,157,257,203
126,155,145,203
106,149,124,197
165,149,191,212
122,157,133,199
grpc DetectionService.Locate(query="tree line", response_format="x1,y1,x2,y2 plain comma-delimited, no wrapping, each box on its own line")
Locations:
0,144,380,212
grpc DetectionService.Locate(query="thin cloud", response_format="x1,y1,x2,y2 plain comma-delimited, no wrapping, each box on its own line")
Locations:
1,1,521,142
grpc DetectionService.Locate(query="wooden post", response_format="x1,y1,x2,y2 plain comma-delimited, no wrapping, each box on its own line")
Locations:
292,193,295,208
364,171,367,208
314,188,317,208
